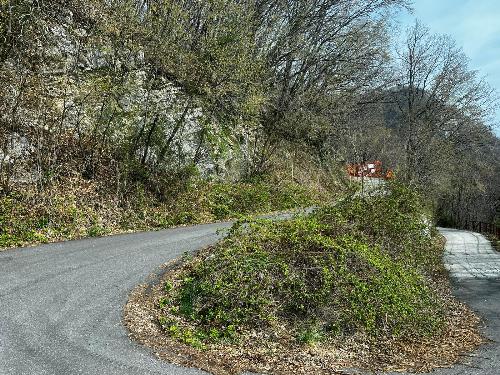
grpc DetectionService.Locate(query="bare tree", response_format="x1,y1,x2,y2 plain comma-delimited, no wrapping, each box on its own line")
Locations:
391,21,497,185
242,0,407,175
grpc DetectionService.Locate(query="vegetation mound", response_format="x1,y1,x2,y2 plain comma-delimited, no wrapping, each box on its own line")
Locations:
155,183,445,349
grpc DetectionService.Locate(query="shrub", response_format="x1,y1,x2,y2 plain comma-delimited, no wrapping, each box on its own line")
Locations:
157,183,445,346
0,175,325,249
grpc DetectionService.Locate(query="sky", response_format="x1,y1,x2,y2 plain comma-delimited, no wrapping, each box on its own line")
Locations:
397,0,500,134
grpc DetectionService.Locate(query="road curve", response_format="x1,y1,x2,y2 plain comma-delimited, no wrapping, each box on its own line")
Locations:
0,223,232,375
1,226,499,375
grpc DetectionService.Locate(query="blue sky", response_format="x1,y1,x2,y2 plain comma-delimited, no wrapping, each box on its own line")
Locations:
397,0,500,134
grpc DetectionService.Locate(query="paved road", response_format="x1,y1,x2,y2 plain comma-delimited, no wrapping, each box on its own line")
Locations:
0,224,226,375
427,228,500,375
0,226,498,375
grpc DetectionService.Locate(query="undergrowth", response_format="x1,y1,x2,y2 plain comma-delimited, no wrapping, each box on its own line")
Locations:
156,182,446,348
0,175,325,249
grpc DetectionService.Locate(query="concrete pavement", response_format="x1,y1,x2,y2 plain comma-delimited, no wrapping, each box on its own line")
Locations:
349,228,500,375
426,228,500,375
443,228,500,279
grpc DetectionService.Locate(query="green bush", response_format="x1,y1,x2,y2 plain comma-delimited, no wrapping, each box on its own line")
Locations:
0,176,324,249
157,183,444,346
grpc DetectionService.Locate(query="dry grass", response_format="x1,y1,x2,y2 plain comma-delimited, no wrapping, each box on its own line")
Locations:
0,175,324,250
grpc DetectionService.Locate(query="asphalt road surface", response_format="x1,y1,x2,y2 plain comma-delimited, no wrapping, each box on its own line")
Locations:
0,224,226,375
0,225,498,375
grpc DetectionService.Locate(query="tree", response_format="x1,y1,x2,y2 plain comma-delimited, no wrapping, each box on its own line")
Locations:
391,21,496,187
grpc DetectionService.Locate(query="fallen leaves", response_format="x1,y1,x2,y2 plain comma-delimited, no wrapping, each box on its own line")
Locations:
123,259,484,375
